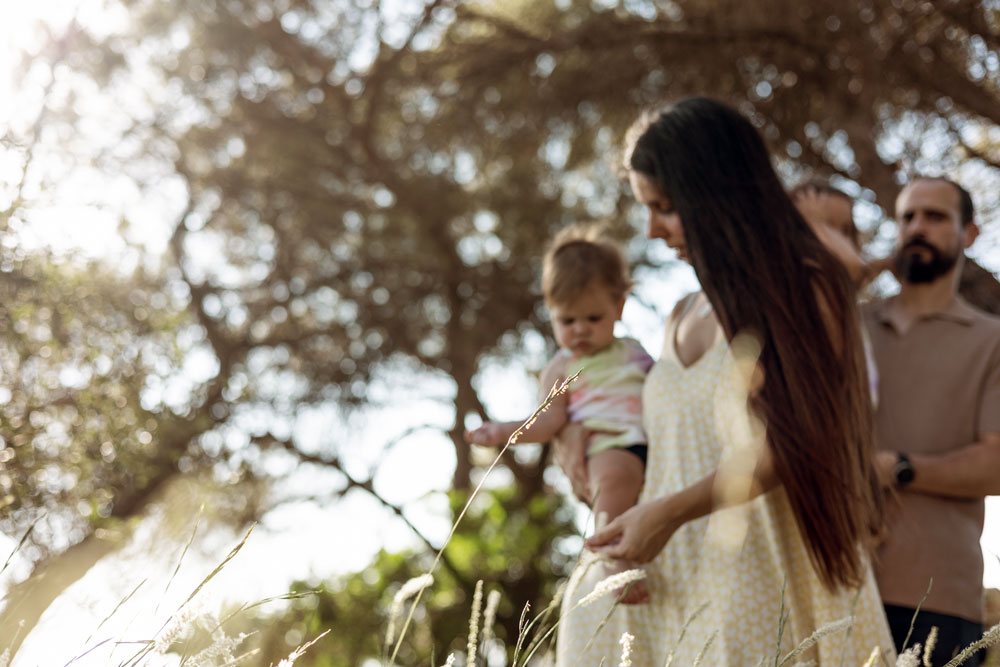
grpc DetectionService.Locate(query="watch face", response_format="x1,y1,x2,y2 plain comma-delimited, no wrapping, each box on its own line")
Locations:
894,455,915,486
896,465,915,485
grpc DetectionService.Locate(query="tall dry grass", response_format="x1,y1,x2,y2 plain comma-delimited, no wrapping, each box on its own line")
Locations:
2,373,999,666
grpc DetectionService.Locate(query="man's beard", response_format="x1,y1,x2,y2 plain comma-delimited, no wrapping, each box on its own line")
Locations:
893,238,961,283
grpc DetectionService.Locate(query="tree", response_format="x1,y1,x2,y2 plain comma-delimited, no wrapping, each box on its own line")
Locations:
2,0,998,658
434,0,1000,306
1,0,587,650
218,488,579,666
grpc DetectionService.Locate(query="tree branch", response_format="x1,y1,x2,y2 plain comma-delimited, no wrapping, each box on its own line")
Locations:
257,434,471,587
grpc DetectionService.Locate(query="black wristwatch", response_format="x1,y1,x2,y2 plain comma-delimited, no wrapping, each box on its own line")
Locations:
893,452,916,488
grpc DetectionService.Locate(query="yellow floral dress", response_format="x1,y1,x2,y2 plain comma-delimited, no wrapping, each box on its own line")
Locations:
555,312,896,666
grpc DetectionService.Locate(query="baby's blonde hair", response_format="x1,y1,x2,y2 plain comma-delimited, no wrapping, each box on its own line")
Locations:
541,223,632,306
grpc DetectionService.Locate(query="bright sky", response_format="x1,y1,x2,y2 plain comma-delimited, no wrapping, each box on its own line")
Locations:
3,2,1000,665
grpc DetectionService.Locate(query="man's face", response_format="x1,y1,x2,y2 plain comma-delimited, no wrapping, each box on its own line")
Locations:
892,180,969,284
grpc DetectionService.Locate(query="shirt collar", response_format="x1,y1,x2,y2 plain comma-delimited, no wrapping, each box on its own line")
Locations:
875,295,977,329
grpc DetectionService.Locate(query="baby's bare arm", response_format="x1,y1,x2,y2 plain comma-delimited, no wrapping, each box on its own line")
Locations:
465,356,569,446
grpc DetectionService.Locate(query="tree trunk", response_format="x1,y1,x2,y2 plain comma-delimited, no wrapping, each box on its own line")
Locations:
0,471,180,658
0,533,124,656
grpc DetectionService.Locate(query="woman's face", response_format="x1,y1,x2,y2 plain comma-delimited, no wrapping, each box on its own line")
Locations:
628,171,688,263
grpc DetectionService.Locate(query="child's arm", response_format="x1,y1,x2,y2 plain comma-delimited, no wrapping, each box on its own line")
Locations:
464,356,570,447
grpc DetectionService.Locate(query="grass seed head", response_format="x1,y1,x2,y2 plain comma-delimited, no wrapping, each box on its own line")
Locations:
578,569,647,607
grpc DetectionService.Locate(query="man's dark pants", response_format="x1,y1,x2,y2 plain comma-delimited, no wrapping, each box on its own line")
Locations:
885,604,984,666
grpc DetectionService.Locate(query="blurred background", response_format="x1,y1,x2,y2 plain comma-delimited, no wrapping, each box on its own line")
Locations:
1,0,999,665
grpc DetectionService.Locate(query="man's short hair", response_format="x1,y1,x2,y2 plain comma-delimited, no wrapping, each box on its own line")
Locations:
911,176,975,226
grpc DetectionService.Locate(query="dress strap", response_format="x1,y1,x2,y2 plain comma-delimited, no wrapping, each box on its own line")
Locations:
665,292,702,361
678,292,701,319
672,292,701,335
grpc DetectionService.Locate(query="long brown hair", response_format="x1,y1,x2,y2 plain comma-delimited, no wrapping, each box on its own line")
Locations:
627,98,882,589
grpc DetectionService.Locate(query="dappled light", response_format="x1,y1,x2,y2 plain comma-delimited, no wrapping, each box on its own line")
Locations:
1,0,1000,665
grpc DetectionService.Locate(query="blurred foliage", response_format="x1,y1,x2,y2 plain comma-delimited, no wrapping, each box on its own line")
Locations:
1,0,999,656
0,256,187,529
218,488,580,665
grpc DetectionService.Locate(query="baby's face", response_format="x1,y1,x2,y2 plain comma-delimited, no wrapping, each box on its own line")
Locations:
548,285,624,357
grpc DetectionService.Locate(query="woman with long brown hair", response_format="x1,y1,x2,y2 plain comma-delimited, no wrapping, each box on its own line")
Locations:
554,98,895,665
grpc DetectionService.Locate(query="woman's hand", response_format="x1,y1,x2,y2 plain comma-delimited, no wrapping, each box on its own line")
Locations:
585,497,681,563
553,422,590,503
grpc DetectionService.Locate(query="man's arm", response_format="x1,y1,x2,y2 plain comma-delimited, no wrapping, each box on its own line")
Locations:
876,433,1000,498
792,187,889,288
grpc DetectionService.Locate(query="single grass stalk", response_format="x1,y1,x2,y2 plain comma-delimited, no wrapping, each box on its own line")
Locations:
778,616,852,667
511,601,532,665
61,638,113,666
85,578,147,644
519,559,600,660
384,574,434,652
218,647,261,667
568,581,641,659
0,517,41,581
922,626,938,667
901,578,933,655
942,623,1000,667
467,580,484,666
273,628,330,667
218,590,318,628
480,589,502,651
664,601,711,667
773,577,790,667
860,647,883,667
691,629,718,667
576,569,647,608
897,645,922,667
518,583,567,660
158,503,205,614
618,631,635,667
180,523,255,609
387,373,579,666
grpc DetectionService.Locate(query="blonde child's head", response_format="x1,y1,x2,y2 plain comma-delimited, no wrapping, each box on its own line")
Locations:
541,223,632,307
542,224,632,356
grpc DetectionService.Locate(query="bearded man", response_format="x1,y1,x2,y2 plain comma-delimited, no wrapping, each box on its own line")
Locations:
864,176,1000,666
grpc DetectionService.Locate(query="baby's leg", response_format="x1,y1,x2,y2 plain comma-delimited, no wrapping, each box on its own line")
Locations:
587,448,648,604
588,448,644,526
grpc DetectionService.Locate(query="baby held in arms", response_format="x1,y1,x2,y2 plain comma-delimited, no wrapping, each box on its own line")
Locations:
465,223,654,604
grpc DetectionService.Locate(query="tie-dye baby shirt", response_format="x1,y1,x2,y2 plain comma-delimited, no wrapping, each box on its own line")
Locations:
558,337,654,455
